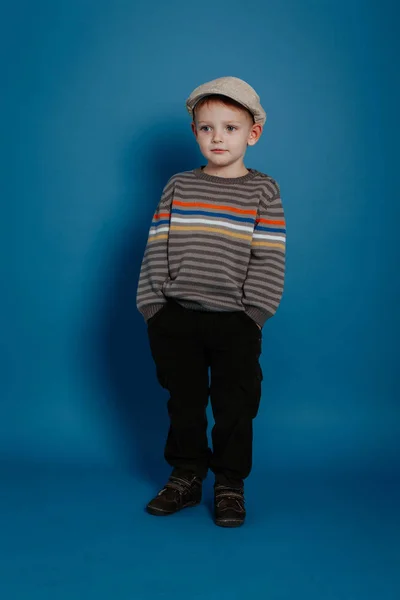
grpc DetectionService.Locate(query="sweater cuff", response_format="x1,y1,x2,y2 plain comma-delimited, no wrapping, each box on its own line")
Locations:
244,306,273,328
141,303,167,323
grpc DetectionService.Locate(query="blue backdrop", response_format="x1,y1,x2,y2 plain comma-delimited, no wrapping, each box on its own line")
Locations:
1,0,399,478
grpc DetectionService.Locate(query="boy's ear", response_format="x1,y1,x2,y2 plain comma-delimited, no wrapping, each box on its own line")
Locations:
191,121,198,137
247,124,263,146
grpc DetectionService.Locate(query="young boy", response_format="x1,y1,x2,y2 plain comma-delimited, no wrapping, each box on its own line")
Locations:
136,76,286,527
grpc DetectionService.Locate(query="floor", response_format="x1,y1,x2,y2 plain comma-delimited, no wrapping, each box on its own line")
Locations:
0,463,399,599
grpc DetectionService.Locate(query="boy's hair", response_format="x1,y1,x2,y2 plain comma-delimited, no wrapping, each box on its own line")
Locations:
192,94,255,124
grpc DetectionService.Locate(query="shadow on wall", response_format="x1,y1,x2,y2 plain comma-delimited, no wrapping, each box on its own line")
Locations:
93,117,199,484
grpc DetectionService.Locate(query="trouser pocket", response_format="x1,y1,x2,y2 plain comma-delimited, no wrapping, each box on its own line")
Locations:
240,311,261,336
147,302,169,327
240,361,263,419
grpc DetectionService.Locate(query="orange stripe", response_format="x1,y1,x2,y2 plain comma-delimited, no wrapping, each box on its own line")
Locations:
173,200,257,216
148,234,169,242
253,241,285,250
257,218,286,226
170,225,252,241
155,212,284,224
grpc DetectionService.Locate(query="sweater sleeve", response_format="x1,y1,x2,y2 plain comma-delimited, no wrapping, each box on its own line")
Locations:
136,177,175,323
242,179,286,328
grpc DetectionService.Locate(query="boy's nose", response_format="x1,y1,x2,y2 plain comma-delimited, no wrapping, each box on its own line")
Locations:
212,131,223,143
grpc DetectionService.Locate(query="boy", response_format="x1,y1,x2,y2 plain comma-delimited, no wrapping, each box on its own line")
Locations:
136,76,286,527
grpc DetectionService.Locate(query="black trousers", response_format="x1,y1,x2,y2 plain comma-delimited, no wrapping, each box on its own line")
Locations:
147,299,263,488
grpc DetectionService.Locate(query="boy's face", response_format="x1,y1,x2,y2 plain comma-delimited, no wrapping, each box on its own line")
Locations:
191,100,262,169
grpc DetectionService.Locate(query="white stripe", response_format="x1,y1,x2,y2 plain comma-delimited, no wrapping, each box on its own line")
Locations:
149,226,170,236
253,233,286,242
170,217,254,233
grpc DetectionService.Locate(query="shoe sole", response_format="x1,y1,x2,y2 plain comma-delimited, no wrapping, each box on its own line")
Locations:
215,518,245,528
146,500,201,517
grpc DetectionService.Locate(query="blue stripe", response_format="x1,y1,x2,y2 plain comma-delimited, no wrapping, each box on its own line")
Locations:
151,219,170,227
256,225,286,234
171,209,254,224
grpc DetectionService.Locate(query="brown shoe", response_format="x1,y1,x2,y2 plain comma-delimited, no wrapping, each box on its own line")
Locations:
214,484,246,527
146,474,202,516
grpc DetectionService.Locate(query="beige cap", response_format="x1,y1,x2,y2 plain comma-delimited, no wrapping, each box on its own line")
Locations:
186,76,266,126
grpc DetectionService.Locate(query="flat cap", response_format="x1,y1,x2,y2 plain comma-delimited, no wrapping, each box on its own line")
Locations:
186,76,266,126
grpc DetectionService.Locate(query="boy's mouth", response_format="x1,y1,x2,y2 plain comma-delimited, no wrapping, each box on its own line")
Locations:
211,149,227,153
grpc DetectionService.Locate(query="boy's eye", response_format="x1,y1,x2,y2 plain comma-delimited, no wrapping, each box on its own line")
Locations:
199,125,237,132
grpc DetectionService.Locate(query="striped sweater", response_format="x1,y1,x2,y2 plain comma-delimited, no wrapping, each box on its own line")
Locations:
136,167,286,327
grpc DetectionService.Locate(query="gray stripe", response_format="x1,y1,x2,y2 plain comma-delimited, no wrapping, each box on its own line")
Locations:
168,244,250,261
136,169,286,325
169,262,247,282
175,184,276,200
169,254,249,270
